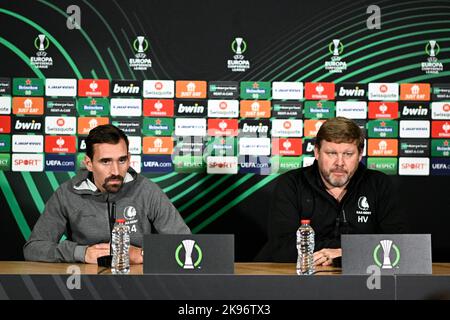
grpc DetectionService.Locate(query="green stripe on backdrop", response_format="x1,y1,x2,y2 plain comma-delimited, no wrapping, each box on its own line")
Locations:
263,8,450,81
107,47,125,79
91,69,99,79
291,29,450,83
185,174,253,224
38,0,112,80
0,8,82,79
336,53,450,84
150,172,179,183
0,37,45,78
0,172,31,240
192,174,280,233
315,35,450,82
162,173,197,193
180,175,231,214
171,175,215,203
400,70,450,83
82,0,136,79
45,172,60,192
21,172,45,214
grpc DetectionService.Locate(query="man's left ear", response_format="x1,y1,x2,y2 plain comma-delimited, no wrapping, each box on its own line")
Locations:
84,155,93,172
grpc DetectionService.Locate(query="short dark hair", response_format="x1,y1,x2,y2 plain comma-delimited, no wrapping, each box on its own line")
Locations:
315,117,365,153
85,124,129,159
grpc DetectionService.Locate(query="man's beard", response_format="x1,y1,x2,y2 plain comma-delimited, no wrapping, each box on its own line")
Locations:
102,174,124,193
320,167,350,188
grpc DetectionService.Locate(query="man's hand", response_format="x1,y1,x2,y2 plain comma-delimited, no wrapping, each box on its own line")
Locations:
129,245,143,264
313,248,342,266
85,243,110,264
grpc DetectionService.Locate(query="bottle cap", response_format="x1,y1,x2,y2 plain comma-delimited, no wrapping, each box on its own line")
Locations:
116,218,126,223
300,219,310,225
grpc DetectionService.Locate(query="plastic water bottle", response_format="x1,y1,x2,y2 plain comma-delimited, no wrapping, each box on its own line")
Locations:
296,219,315,275
111,219,130,274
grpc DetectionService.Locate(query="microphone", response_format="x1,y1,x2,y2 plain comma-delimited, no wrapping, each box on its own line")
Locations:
97,201,116,267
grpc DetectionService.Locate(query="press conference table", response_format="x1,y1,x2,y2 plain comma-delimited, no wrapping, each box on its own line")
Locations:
0,262,450,300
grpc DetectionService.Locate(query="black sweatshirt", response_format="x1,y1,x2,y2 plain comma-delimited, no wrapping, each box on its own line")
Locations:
264,161,406,262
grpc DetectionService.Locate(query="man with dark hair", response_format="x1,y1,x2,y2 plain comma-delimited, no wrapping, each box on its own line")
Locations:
24,124,190,264
259,117,405,264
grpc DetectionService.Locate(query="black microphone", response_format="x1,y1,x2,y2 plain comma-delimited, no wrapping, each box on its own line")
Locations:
97,201,116,267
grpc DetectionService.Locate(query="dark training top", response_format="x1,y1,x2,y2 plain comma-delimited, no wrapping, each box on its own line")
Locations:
261,161,406,262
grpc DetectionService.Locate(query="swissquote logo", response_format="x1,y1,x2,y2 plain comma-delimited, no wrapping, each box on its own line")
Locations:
143,80,174,98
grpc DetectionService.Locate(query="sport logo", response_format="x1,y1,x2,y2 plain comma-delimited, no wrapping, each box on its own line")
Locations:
175,240,202,269
12,153,44,172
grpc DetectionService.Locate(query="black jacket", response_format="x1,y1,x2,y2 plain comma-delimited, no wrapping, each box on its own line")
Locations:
262,161,406,262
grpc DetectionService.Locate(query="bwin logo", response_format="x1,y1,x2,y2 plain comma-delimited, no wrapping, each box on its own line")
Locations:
15,119,41,131
178,103,204,113
242,123,268,133
338,86,365,97
402,106,428,116
113,83,140,95
124,206,137,220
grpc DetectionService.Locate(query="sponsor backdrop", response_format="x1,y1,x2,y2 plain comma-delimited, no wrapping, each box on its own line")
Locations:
1,0,450,261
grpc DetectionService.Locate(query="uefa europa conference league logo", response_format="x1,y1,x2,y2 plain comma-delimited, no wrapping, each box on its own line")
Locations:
325,39,347,73
129,36,152,71
373,240,400,269
31,34,53,69
175,239,203,269
227,37,250,72
422,40,443,74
